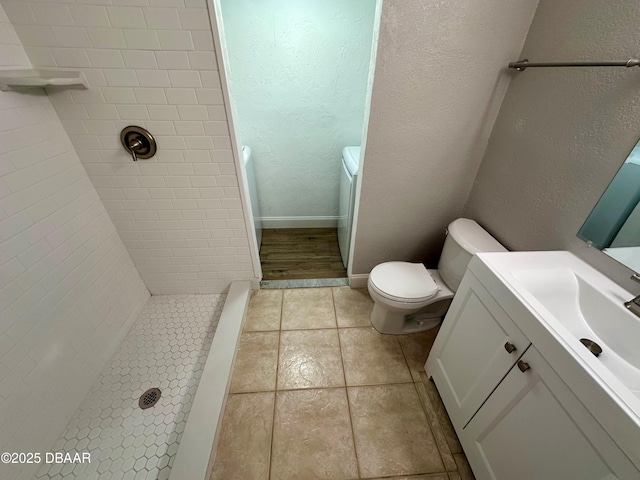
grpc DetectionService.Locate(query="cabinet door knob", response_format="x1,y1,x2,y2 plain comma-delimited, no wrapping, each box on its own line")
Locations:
517,360,530,372
504,342,517,354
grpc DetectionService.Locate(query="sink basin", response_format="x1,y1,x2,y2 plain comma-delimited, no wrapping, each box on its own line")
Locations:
475,251,640,403
510,266,640,396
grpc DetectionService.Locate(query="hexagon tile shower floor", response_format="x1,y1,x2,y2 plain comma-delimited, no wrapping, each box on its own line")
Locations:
34,294,225,480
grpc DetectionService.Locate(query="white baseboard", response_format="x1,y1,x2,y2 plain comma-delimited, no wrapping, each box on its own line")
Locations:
348,273,369,289
260,216,338,229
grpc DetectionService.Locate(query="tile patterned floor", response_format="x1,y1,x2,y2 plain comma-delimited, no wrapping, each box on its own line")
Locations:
211,287,475,480
35,294,225,480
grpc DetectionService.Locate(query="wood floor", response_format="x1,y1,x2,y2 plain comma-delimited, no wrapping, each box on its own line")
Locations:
260,228,347,280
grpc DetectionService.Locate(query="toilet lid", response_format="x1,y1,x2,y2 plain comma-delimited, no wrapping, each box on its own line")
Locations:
369,262,439,302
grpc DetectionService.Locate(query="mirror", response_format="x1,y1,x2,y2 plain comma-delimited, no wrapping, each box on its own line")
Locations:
578,138,640,272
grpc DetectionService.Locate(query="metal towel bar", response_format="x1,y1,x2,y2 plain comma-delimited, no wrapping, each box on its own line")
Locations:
508,58,640,71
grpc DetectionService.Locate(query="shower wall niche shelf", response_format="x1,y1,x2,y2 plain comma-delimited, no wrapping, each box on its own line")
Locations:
0,68,87,91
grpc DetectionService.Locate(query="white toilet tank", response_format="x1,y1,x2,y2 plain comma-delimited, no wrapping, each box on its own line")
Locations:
437,218,506,291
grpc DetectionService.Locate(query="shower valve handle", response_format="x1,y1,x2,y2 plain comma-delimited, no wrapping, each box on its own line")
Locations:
128,137,143,162
120,126,157,162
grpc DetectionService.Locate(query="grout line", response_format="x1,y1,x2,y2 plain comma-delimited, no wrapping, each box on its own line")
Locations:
412,380,449,473
397,333,414,377
267,289,284,480
226,381,418,396
333,287,362,479
277,289,283,331
244,324,374,334
329,285,338,329
346,381,416,389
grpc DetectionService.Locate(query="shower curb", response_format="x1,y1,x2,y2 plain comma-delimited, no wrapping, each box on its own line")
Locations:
169,281,252,480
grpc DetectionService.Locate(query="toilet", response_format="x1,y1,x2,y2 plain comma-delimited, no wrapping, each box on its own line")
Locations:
368,218,507,334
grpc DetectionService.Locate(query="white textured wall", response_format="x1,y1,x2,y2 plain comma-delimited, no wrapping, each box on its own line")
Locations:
350,0,538,275
220,0,375,220
0,5,150,479
464,0,640,292
3,0,256,294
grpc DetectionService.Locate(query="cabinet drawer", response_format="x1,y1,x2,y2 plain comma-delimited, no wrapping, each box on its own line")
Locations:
426,270,530,430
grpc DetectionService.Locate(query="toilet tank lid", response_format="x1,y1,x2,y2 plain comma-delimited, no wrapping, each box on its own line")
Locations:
342,146,360,176
448,218,507,254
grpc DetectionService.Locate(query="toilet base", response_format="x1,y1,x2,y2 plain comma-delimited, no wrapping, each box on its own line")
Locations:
370,299,451,334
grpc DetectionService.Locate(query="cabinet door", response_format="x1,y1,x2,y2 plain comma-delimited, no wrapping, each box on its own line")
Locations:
461,347,638,480
426,271,530,429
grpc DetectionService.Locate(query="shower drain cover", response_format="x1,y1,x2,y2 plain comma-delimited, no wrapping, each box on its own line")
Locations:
139,388,161,409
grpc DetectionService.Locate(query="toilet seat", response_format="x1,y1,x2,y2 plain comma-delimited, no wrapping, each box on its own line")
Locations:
369,262,439,303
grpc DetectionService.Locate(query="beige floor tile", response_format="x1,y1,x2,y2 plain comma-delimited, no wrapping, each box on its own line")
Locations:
399,327,439,381
244,289,282,331
278,329,345,390
415,380,457,471
229,331,279,393
420,372,463,455
339,327,412,385
349,384,444,478
332,286,373,327
448,473,462,480
210,392,274,480
271,388,358,480
281,288,336,330
453,454,475,480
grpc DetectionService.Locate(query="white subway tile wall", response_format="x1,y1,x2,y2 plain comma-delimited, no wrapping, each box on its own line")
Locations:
3,0,256,294
0,5,150,479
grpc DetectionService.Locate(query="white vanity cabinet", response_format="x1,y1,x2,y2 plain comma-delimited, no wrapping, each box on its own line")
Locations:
425,272,530,430
426,266,640,480
461,346,634,480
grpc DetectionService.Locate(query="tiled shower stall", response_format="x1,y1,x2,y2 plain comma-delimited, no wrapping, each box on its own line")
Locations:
3,0,256,295
0,1,258,478
36,294,225,480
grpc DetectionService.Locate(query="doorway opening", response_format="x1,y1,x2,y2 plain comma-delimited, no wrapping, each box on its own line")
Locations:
215,0,380,281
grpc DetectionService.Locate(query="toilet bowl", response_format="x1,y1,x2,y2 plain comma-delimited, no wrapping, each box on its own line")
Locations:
368,218,506,334
368,264,454,334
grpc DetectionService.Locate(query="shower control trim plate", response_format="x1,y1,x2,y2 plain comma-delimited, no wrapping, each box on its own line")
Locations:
121,125,157,162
